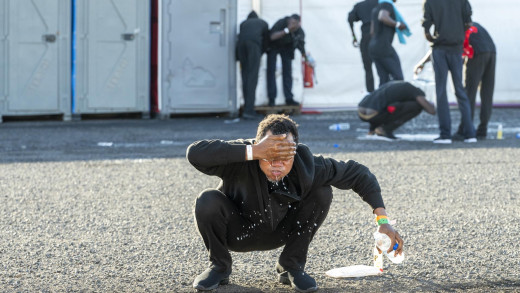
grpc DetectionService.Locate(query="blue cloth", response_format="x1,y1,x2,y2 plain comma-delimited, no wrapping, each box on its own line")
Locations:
378,0,411,44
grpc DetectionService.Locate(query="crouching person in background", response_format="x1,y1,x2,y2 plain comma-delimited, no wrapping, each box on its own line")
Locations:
358,81,436,140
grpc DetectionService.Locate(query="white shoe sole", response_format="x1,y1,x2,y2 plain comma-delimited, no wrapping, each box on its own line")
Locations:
433,139,452,144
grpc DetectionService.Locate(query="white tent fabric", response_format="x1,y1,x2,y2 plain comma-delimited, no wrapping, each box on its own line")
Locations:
237,0,519,111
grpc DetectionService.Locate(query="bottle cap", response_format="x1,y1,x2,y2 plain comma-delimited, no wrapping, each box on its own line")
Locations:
393,243,398,251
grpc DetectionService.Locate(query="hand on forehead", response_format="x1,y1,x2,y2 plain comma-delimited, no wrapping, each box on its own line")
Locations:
257,131,297,161
263,131,294,143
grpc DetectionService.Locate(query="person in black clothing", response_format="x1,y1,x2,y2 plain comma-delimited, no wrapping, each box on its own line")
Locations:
415,22,496,140
422,0,476,144
266,14,306,107
348,0,378,93
368,0,406,87
358,81,436,139
458,22,496,139
187,114,403,292
237,11,269,120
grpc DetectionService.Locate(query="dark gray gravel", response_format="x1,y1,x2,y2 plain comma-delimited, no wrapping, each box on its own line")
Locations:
1,109,519,292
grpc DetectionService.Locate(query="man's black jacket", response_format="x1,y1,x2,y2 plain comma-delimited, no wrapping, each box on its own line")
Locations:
269,17,306,59
187,139,384,231
422,0,472,51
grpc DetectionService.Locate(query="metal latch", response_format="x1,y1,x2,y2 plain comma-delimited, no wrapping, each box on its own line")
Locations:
43,34,56,43
121,33,135,41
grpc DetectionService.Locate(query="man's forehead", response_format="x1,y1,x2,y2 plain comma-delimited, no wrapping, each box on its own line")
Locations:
265,130,295,142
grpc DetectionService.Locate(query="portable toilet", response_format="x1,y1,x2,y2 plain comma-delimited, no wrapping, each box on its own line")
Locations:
0,0,71,122
159,0,238,117
73,0,150,117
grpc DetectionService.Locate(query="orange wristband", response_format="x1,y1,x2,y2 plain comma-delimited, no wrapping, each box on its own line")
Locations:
375,215,388,222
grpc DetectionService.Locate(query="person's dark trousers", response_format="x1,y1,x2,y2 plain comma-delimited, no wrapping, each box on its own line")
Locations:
372,49,404,87
193,186,332,273
432,48,476,139
360,34,375,92
267,47,295,104
360,101,423,134
238,41,262,115
456,52,496,137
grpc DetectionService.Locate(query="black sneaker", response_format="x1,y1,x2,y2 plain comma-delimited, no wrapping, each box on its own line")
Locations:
375,127,398,141
276,263,317,292
193,268,230,291
476,130,487,140
376,132,398,141
286,100,300,106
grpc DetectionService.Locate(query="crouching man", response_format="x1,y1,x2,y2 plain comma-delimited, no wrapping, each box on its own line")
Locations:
358,80,436,140
186,114,403,292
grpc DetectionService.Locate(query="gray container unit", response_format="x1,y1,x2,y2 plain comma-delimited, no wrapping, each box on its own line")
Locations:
160,0,237,115
0,0,71,122
74,0,150,115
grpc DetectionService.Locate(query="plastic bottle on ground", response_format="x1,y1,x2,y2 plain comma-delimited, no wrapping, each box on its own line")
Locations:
497,124,503,140
373,231,405,264
328,123,350,131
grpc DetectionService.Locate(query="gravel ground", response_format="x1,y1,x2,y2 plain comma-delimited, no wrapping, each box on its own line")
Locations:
0,109,519,292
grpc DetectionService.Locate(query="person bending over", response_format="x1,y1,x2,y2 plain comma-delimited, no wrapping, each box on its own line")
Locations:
358,80,436,140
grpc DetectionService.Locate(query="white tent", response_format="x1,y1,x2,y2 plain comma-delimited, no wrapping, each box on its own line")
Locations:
237,0,519,111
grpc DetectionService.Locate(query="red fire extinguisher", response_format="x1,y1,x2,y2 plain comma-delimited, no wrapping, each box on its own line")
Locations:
303,53,316,88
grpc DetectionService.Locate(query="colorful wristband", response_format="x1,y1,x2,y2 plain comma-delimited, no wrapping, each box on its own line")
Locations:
377,218,389,225
375,215,387,222
375,215,389,225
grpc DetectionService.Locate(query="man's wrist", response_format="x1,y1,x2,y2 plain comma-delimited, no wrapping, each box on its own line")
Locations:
373,207,387,216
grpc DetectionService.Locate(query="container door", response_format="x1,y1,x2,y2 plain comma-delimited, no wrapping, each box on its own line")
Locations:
1,0,70,116
75,0,149,113
161,0,237,113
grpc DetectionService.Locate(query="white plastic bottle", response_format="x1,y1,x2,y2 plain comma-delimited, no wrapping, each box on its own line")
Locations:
328,123,350,131
373,245,383,272
373,231,404,264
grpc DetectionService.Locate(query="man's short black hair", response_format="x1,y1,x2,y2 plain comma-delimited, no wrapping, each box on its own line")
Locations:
290,14,301,22
256,114,299,144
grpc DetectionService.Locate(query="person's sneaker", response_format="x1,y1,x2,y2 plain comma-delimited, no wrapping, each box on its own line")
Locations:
476,130,487,140
464,137,477,143
285,100,300,106
374,127,398,141
193,268,230,291
433,137,452,144
451,132,465,141
276,263,317,292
